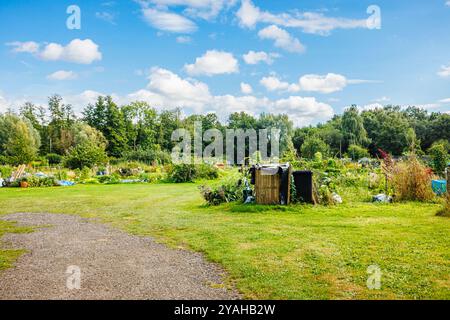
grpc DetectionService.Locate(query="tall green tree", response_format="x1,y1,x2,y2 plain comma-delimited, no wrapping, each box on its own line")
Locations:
0,114,41,165
341,105,369,149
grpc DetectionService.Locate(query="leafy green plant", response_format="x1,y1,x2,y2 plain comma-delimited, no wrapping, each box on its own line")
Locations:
347,144,370,161
199,179,244,206
46,153,63,165
428,143,448,175
97,174,121,184
64,141,107,170
168,164,197,183
25,176,57,188
195,163,219,180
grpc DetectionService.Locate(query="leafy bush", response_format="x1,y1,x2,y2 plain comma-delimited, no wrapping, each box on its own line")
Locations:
139,172,164,183
347,144,369,161
428,143,448,175
122,148,172,165
54,170,68,181
195,163,219,180
301,136,329,159
437,193,450,217
25,176,57,188
64,141,107,169
168,164,197,183
0,166,13,179
168,163,218,183
392,156,434,202
200,180,244,206
97,174,121,184
46,153,63,165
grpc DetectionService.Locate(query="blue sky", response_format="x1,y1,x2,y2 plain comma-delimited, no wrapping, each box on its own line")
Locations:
1,0,449,126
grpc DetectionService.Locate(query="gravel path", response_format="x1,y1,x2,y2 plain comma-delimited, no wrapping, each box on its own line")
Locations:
0,213,240,300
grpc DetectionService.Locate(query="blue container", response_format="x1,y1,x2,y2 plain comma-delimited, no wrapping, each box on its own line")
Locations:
431,180,447,195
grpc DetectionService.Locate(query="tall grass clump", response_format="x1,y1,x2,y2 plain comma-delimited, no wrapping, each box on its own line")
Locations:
392,156,434,202
436,193,450,217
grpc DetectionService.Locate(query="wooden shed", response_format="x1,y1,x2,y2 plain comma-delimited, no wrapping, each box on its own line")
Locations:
251,164,292,205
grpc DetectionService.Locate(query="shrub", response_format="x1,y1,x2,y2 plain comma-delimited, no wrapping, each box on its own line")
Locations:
347,144,369,161
122,148,172,165
200,180,244,206
0,166,13,179
168,164,197,183
54,170,68,181
139,172,164,183
46,153,63,165
64,141,107,169
436,193,450,217
25,176,57,188
301,136,329,159
428,143,448,175
195,163,219,180
97,174,120,184
392,156,434,202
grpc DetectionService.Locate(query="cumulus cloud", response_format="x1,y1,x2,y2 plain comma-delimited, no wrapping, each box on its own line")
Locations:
299,73,348,93
47,70,78,81
236,0,367,35
242,50,279,65
124,67,334,124
142,8,197,33
437,64,450,78
184,50,239,76
260,76,299,92
6,41,40,53
271,96,334,125
7,39,102,64
240,82,253,94
259,73,374,94
38,39,102,64
258,25,304,53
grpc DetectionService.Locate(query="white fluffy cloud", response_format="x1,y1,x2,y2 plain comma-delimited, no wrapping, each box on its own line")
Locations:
184,50,239,76
47,70,78,81
240,82,253,94
259,73,372,94
8,39,102,64
299,73,347,93
142,8,197,33
260,76,299,92
39,39,102,64
124,67,334,124
258,25,304,53
437,64,450,78
242,50,279,65
271,96,334,125
6,41,40,53
237,0,367,35
446,1,450,7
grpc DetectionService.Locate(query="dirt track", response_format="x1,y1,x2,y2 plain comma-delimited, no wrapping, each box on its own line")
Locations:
0,213,239,300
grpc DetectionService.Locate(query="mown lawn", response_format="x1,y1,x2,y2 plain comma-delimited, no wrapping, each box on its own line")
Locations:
0,183,448,299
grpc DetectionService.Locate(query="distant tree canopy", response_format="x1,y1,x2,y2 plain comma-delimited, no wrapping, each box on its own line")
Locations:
0,95,449,165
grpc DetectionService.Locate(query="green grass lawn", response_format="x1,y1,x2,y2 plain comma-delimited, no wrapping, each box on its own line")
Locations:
0,183,448,299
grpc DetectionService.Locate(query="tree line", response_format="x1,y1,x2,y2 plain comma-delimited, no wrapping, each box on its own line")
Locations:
0,95,449,168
